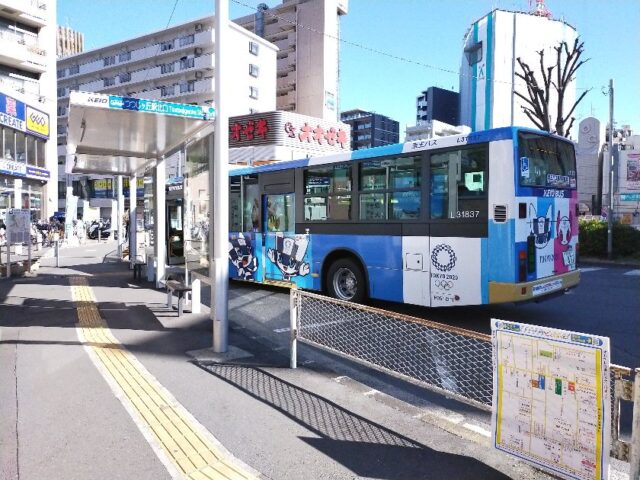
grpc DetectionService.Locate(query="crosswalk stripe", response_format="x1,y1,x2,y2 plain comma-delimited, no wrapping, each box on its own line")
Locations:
624,269,640,276
580,267,604,273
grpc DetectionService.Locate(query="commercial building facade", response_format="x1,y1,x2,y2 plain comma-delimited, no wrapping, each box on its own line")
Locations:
0,0,57,221
340,109,399,150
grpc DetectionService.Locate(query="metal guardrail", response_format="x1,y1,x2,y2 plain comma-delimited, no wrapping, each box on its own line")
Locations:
289,289,640,475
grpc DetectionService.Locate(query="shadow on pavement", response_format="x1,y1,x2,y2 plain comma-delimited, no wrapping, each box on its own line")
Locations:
195,363,509,480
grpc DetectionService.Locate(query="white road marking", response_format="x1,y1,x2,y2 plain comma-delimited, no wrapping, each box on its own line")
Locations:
580,267,604,273
462,422,492,438
624,269,640,276
273,327,291,333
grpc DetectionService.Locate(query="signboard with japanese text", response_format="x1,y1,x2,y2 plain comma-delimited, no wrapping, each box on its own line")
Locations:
625,153,640,190
491,320,610,480
0,92,26,132
6,209,30,244
228,111,351,154
0,159,49,181
69,91,215,120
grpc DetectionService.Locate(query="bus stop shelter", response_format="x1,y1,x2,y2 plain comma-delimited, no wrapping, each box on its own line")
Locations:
65,90,215,288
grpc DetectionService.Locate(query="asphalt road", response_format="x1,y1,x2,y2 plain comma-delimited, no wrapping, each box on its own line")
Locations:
368,264,640,369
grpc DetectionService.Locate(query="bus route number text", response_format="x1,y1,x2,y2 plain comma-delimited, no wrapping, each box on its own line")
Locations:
451,210,480,219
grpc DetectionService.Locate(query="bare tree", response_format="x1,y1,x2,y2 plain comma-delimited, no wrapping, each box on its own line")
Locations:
514,38,590,137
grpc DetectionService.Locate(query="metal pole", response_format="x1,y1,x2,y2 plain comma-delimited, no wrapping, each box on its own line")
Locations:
631,368,640,480
154,157,166,288
117,175,124,256
55,240,59,267
130,175,138,267
290,291,297,369
212,0,230,353
6,242,10,278
607,79,615,259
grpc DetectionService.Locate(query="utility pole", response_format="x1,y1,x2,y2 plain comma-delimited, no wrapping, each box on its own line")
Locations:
607,79,615,260
212,0,230,352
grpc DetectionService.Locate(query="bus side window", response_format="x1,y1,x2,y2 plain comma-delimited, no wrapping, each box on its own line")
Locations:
430,146,487,220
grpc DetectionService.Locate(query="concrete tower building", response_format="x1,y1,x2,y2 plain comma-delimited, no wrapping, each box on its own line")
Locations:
234,0,349,121
57,25,84,58
0,0,57,220
459,7,577,133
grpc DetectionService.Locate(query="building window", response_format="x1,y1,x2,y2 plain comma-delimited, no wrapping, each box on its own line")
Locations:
160,40,174,51
56,68,66,79
304,164,352,221
36,139,45,167
160,62,175,74
68,64,79,75
119,72,131,83
249,64,259,77
103,77,115,87
249,86,259,99
161,85,175,97
180,56,194,70
249,41,259,56
57,105,66,116
179,34,194,47
119,51,131,62
103,55,116,66
464,41,483,65
57,86,67,97
179,81,195,93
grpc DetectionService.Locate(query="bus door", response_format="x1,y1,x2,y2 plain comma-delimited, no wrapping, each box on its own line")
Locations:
263,192,299,282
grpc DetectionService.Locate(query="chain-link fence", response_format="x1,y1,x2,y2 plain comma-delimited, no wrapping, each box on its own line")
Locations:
289,289,639,468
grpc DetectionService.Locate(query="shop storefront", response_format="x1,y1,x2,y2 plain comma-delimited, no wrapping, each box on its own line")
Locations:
0,90,50,222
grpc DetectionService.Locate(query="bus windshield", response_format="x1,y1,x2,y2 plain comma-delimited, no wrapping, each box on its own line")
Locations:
518,132,576,189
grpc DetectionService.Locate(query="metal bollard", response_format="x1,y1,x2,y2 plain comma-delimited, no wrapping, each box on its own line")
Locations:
289,290,298,369
55,240,59,267
631,368,640,480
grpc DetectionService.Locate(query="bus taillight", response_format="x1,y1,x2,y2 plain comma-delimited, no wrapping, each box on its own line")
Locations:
518,250,527,282
527,235,536,275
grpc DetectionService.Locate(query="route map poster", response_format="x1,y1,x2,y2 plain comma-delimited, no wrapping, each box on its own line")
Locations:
491,320,610,480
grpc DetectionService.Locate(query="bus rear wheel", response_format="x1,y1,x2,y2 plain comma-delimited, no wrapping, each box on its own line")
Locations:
326,258,366,303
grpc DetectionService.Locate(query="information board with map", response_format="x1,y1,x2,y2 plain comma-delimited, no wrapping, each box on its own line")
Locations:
491,319,610,480
6,208,30,244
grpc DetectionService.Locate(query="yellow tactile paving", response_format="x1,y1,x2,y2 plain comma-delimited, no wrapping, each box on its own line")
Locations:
69,276,258,480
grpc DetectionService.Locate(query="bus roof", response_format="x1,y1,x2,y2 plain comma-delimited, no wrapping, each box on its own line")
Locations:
229,126,572,176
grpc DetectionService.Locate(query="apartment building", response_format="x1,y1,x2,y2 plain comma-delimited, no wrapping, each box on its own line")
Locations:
340,109,399,150
234,0,348,121
56,17,277,218
0,0,57,221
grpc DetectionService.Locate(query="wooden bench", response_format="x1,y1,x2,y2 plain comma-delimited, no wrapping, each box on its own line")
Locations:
132,260,146,281
166,279,192,316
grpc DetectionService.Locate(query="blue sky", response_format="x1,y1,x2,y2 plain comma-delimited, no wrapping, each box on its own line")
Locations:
58,0,640,132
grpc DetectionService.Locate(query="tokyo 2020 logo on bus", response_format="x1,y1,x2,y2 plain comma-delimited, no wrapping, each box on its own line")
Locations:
431,244,457,272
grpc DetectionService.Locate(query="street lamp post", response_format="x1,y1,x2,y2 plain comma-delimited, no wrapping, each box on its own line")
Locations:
607,79,615,260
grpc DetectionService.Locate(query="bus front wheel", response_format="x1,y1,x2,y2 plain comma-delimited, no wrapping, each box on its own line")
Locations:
326,258,366,303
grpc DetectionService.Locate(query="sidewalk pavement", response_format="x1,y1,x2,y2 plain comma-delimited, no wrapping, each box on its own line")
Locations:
0,241,557,480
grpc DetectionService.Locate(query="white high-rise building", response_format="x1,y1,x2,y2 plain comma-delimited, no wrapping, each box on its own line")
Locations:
56,17,278,218
460,8,577,133
0,0,57,220
234,0,349,121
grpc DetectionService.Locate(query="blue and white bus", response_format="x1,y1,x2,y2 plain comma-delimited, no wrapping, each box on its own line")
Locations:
227,126,579,307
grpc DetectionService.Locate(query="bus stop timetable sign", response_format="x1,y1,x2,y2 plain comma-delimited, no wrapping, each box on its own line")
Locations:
491,319,610,480
72,91,215,120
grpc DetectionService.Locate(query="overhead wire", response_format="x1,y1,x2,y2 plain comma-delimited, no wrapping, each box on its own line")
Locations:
230,0,594,92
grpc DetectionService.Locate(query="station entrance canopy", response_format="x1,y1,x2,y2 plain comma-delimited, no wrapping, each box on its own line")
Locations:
65,91,215,176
